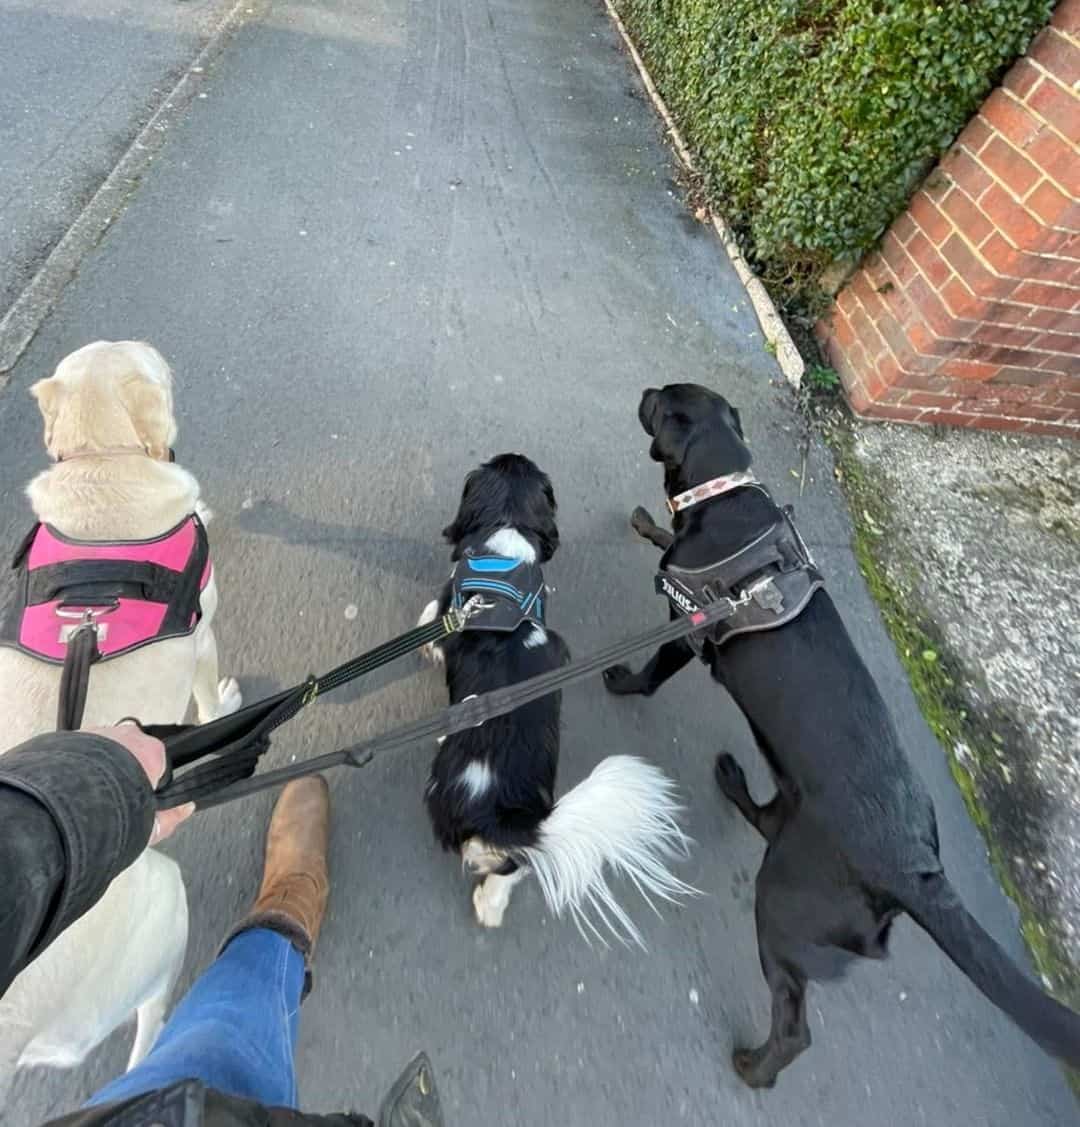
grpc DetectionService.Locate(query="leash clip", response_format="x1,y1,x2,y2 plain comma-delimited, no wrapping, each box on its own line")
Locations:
57,608,108,645
745,575,784,615
447,594,496,632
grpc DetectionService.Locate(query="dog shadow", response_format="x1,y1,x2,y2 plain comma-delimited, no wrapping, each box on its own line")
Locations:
235,498,444,582
233,500,446,708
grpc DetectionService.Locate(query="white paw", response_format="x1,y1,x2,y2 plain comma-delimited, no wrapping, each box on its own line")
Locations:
461,838,504,876
473,882,507,928
216,676,242,716
420,641,445,666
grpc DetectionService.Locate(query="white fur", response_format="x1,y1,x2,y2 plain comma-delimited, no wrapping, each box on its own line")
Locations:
520,756,697,948
417,599,444,666
0,851,188,1103
473,868,528,928
458,760,495,800
461,837,508,876
523,625,548,649
484,527,537,563
0,341,241,1098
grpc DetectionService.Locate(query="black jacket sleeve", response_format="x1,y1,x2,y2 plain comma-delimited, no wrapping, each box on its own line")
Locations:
42,1080,373,1127
0,731,157,996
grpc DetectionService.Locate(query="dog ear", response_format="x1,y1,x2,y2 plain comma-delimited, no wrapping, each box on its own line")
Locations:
30,377,65,452
727,405,744,439
534,476,560,562
119,376,176,461
441,469,481,559
648,413,692,468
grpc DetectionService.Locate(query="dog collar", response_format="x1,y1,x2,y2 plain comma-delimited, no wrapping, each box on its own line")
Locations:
56,447,176,464
667,471,758,515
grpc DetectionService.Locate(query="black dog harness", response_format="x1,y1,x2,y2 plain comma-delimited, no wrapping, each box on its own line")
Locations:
449,550,546,633
655,481,824,653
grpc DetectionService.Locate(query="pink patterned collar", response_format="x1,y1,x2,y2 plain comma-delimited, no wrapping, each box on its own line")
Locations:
666,471,758,515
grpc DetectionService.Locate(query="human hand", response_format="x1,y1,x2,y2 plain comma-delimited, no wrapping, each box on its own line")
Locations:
86,725,195,845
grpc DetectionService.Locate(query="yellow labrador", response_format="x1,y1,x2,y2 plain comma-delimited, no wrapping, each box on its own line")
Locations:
0,341,241,1102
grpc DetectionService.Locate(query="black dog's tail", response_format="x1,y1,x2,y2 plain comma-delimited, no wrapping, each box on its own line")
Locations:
896,872,1080,1065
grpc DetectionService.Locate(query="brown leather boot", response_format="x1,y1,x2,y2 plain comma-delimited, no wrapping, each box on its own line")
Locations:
223,776,330,983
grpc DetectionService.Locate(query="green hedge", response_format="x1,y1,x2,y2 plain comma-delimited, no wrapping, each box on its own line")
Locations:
616,0,1053,311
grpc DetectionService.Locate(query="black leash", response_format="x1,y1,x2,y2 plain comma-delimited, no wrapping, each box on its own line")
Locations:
150,608,469,807
156,601,731,811
57,621,101,731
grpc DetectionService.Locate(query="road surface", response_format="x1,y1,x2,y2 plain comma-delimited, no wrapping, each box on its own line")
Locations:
1,1,1074,1124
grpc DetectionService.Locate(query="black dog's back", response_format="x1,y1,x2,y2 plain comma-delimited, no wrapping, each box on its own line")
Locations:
426,624,569,853
714,591,941,875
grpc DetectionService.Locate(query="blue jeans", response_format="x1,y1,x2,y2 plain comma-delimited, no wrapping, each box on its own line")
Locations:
85,928,305,1109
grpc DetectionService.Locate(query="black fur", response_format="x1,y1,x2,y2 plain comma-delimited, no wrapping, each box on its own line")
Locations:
440,453,559,564
426,454,570,857
607,383,1080,1087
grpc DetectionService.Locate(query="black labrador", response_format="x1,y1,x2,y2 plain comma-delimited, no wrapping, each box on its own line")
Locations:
603,383,1080,1087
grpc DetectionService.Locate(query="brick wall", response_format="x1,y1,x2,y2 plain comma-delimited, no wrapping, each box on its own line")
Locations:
817,1,1079,437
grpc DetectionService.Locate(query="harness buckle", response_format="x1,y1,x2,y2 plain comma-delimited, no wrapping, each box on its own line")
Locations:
57,607,110,645
447,595,497,632
746,576,784,615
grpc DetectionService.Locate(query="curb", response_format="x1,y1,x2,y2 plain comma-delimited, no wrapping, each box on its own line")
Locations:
601,0,805,389
0,0,259,385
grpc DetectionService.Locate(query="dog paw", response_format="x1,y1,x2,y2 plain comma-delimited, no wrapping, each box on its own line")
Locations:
461,838,502,875
473,882,507,929
603,664,641,695
630,506,657,537
216,676,242,716
420,641,445,666
714,753,748,798
732,1048,776,1090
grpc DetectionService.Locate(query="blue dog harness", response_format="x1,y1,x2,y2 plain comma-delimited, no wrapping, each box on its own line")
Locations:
449,551,547,633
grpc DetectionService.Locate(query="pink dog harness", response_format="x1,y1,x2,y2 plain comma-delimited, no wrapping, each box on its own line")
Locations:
1,514,211,664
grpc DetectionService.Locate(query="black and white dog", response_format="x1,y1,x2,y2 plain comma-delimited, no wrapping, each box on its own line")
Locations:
418,453,693,942
604,384,1080,1085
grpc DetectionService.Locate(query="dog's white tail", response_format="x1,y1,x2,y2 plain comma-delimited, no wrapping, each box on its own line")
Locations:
518,755,697,948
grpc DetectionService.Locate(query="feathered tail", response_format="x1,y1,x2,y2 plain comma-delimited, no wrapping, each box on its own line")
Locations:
518,755,698,948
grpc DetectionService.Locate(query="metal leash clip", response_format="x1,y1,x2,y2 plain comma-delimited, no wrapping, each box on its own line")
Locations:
446,594,495,631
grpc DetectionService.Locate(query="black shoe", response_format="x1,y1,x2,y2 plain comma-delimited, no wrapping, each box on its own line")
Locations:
378,1053,443,1127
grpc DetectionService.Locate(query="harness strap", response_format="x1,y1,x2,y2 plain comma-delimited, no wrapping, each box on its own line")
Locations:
10,524,37,570
56,624,101,731
160,515,209,634
28,560,183,606
157,600,732,810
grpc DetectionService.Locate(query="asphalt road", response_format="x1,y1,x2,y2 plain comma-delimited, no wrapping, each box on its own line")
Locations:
0,0,235,317
1,1,1076,1124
